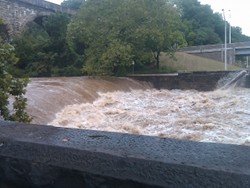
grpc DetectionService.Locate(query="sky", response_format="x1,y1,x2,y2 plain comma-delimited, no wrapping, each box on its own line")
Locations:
198,0,250,36
46,0,62,5
46,0,250,36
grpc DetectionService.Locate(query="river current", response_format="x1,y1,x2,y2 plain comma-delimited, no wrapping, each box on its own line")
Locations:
26,76,250,146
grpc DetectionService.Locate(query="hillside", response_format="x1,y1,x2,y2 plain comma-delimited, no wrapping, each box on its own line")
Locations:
160,52,241,72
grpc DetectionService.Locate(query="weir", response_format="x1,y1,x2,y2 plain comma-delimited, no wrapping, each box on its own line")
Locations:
220,70,248,89
1,71,250,187
129,70,250,90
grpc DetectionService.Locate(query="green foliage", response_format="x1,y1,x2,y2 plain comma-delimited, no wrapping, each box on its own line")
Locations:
68,0,186,75
13,13,81,77
174,0,222,45
99,40,132,76
0,18,9,41
0,39,31,122
174,0,250,45
61,0,84,9
231,27,250,43
11,0,250,77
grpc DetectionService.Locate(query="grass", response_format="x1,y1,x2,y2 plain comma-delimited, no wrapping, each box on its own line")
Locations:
159,52,242,72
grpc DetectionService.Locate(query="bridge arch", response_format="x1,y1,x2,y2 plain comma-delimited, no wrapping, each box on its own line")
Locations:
0,0,74,36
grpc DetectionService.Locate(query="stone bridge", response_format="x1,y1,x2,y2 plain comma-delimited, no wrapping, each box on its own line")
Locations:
0,0,75,35
179,41,250,64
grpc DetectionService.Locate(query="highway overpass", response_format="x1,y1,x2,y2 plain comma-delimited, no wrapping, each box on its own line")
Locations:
179,41,250,64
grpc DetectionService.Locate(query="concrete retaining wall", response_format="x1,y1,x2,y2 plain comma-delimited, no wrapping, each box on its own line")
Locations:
129,71,234,91
0,121,250,187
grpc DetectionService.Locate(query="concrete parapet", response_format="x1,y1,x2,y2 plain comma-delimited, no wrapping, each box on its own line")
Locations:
179,41,250,63
0,121,250,187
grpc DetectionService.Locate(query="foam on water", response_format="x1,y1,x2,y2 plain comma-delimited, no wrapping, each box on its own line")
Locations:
49,87,250,146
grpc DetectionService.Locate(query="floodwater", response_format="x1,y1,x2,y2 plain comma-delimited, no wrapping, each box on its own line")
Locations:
26,76,250,146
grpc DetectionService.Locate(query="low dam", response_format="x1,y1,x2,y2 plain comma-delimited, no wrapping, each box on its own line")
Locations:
0,71,250,187
129,70,250,90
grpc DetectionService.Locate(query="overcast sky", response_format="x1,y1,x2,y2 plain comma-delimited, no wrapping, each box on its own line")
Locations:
47,0,61,4
46,0,250,36
199,0,250,36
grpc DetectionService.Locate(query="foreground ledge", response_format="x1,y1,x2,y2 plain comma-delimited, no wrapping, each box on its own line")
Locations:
0,121,249,187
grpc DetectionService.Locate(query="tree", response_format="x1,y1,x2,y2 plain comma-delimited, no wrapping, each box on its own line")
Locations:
14,13,80,76
174,0,250,45
0,18,9,41
61,0,85,9
174,0,222,45
231,26,250,43
67,0,186,75
99,39,132,76
13,21,51,76
0,38,31,122
128,0,186,69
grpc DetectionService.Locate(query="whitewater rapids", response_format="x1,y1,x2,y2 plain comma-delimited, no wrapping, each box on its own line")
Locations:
26,77,250,146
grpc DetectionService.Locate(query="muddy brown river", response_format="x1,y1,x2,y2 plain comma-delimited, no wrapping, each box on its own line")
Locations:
26,76,250,146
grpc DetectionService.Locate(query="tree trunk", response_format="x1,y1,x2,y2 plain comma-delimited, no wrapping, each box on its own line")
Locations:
155,50,160,70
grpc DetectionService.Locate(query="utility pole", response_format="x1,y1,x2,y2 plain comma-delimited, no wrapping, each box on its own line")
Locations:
247,56,249,68
132,60,135,74
229,10,232,44
222,9,227,70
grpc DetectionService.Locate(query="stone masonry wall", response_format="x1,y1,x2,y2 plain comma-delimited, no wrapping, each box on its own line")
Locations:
0,0,74,35
0,0,40,35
